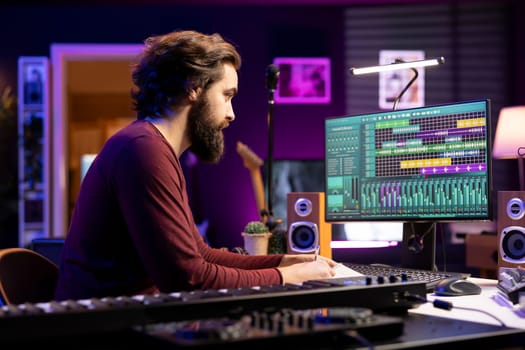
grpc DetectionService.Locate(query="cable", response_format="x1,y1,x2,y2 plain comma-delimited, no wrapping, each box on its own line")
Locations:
404,293,507,327
409,222,435,239
438,223,447,272
432,299,507,327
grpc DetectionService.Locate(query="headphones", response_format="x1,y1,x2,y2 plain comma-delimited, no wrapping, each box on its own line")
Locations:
407,233,425,254
407,222,436,254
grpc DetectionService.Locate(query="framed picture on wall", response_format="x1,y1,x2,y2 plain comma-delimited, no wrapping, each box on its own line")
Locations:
378,50,425,110
273,57,331,104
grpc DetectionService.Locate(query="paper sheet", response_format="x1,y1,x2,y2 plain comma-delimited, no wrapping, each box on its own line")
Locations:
332,263,363,278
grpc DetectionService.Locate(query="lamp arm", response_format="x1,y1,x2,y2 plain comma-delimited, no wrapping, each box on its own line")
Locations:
519,157,524,191
393,66,418,111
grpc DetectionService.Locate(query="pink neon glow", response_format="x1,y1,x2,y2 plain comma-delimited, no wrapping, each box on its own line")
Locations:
273,57,331,104
330,241,399,249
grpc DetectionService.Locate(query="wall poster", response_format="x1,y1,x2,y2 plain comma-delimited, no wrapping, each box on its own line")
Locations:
379,50,425,110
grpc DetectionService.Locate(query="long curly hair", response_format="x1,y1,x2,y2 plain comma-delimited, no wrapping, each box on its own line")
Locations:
131,30,241,120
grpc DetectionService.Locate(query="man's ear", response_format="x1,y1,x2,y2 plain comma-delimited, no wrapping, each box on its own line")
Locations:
188,88,202,102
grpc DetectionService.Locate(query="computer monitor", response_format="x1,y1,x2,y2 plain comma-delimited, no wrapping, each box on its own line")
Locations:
324,99,493,270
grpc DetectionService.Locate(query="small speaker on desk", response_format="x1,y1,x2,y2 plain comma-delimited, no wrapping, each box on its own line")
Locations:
497,191,525,268
286,192,331,259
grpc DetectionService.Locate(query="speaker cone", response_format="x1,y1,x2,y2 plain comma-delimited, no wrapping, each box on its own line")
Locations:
500,226,525,263
288,221,318,253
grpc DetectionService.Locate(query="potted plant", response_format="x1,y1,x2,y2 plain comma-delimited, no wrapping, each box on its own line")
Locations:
241,221,272,255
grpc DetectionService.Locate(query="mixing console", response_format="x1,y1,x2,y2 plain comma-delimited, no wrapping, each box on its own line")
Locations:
0,276,426,343
141,307,405,349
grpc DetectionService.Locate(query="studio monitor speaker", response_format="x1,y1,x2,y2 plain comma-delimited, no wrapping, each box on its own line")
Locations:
287,192,332,259
497,191,525,268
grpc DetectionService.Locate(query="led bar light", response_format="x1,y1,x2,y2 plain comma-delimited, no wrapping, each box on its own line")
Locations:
350,56,445,75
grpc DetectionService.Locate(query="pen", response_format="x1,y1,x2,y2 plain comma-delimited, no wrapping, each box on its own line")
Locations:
314,245,320,261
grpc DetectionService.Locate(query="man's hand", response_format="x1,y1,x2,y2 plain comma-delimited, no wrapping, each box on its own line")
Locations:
279,254,337,267
277,259,336,285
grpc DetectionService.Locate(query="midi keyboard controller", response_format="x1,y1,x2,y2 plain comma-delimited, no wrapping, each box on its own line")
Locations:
0,275,427,347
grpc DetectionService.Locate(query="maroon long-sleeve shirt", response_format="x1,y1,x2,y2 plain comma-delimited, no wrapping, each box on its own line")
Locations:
54,120,283,301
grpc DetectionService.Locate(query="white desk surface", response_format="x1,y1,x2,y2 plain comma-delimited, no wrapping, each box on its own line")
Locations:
409,277,525,329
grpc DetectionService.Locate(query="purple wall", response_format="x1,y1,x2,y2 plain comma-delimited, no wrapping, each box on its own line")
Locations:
0,2,524,251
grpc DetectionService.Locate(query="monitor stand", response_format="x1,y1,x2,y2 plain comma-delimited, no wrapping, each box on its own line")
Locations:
400,222,436,271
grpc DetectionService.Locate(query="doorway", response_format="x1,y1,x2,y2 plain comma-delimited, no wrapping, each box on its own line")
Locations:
50,43,142,238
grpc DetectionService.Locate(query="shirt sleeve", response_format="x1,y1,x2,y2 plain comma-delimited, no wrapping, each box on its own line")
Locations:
112,133,284,292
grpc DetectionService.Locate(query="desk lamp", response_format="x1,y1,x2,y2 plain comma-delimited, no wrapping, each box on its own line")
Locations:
350,56,445,110
492,106,525,268
492,106,525,191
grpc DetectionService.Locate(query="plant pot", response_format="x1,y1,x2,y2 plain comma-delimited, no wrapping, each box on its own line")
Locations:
241,232,272,256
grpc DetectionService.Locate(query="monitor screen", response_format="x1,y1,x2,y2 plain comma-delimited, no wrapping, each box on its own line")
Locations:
324,99,493,223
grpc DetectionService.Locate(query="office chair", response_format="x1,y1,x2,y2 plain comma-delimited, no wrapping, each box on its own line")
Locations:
0,247,59,305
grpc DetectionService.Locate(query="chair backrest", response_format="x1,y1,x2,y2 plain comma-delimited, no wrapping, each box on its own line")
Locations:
30,238,65,265
0,247,59,305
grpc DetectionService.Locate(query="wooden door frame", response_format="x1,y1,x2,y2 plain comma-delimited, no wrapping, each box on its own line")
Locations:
50,43,142,238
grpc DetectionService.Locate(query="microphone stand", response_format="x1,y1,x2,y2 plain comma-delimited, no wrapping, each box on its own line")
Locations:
264,65,281,232
267,88,275,221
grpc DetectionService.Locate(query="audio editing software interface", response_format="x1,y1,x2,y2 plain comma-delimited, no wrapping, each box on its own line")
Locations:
324,99,492,223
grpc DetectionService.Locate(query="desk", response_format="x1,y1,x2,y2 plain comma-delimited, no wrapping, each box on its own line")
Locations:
410,277,524,329
373,277,525,350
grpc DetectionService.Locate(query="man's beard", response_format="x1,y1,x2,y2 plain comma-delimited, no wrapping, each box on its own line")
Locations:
188,95,226,163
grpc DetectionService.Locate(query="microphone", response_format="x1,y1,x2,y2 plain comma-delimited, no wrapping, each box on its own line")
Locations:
265,64,280,91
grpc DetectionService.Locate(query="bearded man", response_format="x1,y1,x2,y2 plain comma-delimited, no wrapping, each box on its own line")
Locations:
54,30,335,301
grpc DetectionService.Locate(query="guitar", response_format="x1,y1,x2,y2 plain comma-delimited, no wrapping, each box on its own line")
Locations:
236,141,267,222
236,141,287,254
